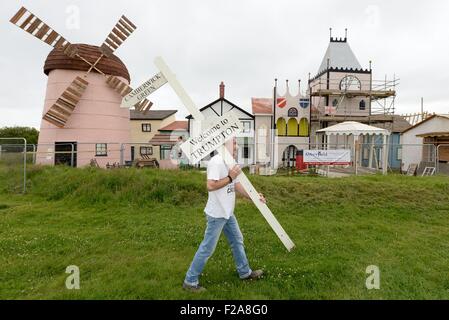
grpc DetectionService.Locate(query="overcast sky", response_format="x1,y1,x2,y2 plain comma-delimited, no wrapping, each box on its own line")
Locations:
1,0,449,128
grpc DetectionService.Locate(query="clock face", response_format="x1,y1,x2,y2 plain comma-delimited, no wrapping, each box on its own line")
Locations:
339,75,361,91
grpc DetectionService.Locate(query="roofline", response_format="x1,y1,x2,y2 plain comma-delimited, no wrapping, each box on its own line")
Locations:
401,114,442,134
416,132,449,137
130,110,177,120
186,98,254,119
330,37,347,43
309,67,371,83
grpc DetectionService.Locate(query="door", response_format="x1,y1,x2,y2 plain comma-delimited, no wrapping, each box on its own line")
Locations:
282,145,297,168
55,142,77,167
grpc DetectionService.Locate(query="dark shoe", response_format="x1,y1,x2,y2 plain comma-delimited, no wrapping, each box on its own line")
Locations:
242,269,264,280
182,282,206,293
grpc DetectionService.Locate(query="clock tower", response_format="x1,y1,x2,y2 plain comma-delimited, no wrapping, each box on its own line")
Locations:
307,29,393,144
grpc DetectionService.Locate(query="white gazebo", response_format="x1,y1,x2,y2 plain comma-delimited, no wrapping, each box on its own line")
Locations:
316,121,390,174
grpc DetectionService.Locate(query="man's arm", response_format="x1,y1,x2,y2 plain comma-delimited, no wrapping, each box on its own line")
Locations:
207,165,241,191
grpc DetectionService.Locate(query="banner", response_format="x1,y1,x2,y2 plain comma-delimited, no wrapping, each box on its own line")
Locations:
304,149,351,165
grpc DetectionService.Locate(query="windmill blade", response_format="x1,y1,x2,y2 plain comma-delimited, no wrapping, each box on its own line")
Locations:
43,77,89,127
105,75,153,114
9,6,79,58
100,15,137,57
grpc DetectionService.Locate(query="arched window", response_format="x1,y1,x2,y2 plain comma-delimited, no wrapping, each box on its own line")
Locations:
276,118,286,136
288,107,298,117
359,100,366,110
287,118,298,136
299,118,309,136
332,99,338,107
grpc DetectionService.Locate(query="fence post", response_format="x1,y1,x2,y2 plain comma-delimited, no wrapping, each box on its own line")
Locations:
32,144,36,164
436,144,440,174
382,135,388,175
120,143,124,166
23,139,27,192
354,138,359,176
70,143,74,167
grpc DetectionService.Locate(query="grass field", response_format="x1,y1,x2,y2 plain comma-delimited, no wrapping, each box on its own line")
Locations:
0,164,449,299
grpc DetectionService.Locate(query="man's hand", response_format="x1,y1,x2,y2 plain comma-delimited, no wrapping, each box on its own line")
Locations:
228,165,241,180
259,193,266,204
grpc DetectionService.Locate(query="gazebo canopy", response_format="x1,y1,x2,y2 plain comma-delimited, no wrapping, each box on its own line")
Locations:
316,121,390,136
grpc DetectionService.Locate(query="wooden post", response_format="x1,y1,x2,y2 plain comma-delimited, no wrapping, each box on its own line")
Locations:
368,135,374,169
382,134,389,175
354,136,358,175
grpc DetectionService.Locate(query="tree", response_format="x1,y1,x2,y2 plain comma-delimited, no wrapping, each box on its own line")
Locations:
0,126,39,145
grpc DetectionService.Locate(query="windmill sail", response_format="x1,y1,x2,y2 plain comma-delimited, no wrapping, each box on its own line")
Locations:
106,75,153,114
42,77,89,127
100,15,137,57
9,6,79,58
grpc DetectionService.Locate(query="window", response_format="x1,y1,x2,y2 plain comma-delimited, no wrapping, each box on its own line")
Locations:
332,99,338,107
160,145,171,160
241,121,251,133
142,123,151,132
276,118,286,136
288,107,298,117
299,118,309,136
397,147,402,161
140,146,153,156
287,118,298,136
359,100,366,110
95,143,107,156
243,138,250,159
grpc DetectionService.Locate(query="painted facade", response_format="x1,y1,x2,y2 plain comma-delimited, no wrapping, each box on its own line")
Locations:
128,110,177,163
252,83,311,168
36,70,131,168
400,115,449,173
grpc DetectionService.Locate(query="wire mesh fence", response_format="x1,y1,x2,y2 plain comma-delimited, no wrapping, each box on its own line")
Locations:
0,138,447,193
0,138,27,193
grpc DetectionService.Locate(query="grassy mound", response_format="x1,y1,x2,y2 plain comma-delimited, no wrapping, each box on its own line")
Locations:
0,165,449,299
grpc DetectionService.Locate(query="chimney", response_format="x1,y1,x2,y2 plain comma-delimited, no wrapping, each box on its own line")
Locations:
219,81,225,99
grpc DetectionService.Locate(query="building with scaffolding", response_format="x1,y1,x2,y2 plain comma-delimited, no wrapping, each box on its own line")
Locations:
308,30,398,146
251,30,400,170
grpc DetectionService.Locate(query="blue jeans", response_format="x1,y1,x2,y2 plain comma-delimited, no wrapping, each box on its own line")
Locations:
184,214,252,286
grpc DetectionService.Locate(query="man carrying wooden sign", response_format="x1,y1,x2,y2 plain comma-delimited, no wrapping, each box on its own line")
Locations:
122,57,295,292
183,137,266,292
176,111,265,292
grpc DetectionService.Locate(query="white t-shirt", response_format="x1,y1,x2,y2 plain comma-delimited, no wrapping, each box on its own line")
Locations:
204,154,238,219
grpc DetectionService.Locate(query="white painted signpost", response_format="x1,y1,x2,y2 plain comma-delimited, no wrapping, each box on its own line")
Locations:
121,72,168,108
124,57,295,252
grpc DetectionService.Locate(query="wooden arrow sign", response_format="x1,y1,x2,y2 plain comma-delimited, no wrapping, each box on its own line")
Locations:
121,72,168,109
154,56,295,252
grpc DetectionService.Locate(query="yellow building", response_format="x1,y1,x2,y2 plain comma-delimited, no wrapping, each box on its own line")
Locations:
128,109,177,163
